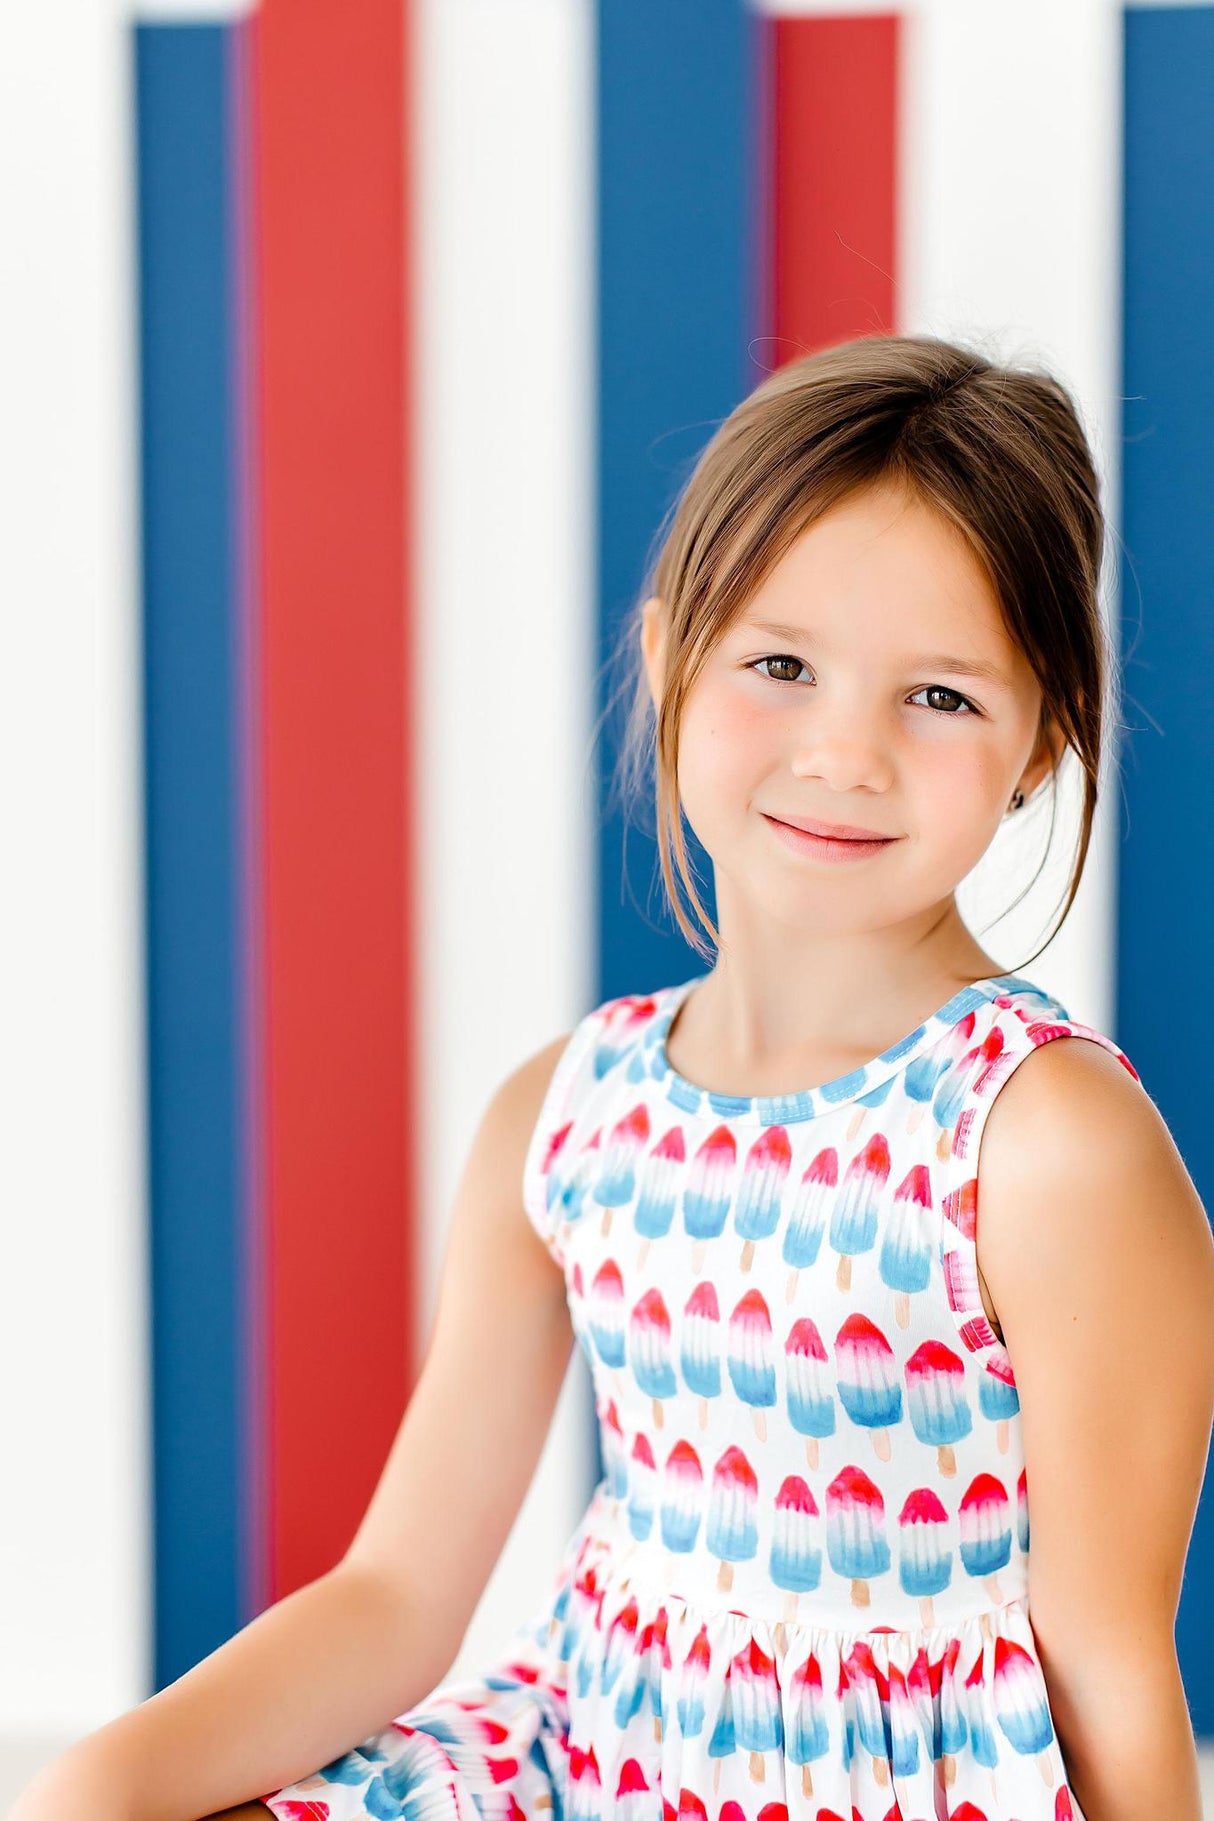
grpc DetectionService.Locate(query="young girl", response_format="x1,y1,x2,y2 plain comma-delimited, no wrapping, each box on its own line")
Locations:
12,334,1214,1821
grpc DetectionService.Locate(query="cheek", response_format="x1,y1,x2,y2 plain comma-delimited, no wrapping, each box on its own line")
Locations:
678,687,771,794
914,726,1005,798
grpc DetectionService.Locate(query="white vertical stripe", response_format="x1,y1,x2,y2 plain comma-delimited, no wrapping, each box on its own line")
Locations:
413,0,597,1680
0,0,149,1755
132,0,250,14
900,0,1124,1031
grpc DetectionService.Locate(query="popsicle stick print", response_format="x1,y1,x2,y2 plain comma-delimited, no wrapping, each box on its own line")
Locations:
611,1617,658,1740
826,1463,890,1607
679,1281,721,1435
905,1338,972,1475
730,1636,784,1784
602,1594,639,1705
846,1101,870,1142
638,1615,666,1747
786,1647,829,1802
938,1637,966,1787
592,1102,649,1247
726,1288,776,1444
676,1636,712,1766
628,1287,677,1430
734,1125,791,1275
888,1659,924,1783
707,1671,735,1792
878,1163,933,1330
547,1118,599,1238
936,1035,995,1153
897,1488,951,1630
904,1046,954,1138
784,1317,835,1471
627,1433,658,1540
613,1756,653,1815
587,1260,627,1375
994,1636,1058,1786
834,1313,902,1462
705,1444,759,1596
632,1125,684,1272
978,1362,1020,1454
959,1472,1012,1604
829,1132,889,1288
682,1125,736,1275
566,1746,601,1814
770,1475,822,1616
844,1639,891,1784
659,1439,703,1560
782,1146,836,1302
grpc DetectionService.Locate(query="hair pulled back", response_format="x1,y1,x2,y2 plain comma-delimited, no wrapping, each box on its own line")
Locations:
611,332,1118,966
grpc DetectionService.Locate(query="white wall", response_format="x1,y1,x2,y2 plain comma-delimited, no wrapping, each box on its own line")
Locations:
0,0,152,1751
412,0,601,1684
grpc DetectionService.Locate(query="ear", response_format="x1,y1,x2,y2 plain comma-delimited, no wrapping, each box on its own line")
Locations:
1019,712,1067,800
640,596,666,712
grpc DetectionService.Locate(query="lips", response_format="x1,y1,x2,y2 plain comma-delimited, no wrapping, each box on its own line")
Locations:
766,813,895,842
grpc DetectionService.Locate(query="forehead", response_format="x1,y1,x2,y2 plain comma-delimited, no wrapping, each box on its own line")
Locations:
732,482,1018,668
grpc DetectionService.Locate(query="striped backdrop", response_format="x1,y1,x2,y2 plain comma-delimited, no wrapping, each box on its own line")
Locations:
3,0,1211,1764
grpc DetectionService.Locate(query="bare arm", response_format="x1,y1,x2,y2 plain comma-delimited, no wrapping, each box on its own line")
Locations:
7,1030,578,1821
977,1036,1214,1821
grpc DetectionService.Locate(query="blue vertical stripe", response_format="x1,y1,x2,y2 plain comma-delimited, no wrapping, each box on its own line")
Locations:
134,22,250,1686
594,0,760,1494
596,0,762,1006
227,12,269,1631
1122,3,1214,1731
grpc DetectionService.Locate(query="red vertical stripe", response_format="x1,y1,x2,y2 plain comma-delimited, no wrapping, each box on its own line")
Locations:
770,15,900,353
249,0,417,1597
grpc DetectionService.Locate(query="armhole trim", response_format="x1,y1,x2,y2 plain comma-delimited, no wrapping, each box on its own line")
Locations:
938,1008,1141,1388
521,1002,610,1266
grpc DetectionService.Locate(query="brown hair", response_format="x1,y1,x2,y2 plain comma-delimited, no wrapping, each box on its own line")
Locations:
608,332,1120,969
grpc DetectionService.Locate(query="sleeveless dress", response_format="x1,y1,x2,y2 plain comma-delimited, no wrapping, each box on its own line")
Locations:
261,969,1143,1821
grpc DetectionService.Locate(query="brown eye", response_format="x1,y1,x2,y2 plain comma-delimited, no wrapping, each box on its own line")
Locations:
910,685,977,716
751,655,808,685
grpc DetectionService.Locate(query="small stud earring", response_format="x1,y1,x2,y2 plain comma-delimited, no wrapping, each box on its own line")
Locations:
1009,788,1026,811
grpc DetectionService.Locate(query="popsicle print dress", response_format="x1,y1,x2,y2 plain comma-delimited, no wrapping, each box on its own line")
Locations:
261,969,1144,1821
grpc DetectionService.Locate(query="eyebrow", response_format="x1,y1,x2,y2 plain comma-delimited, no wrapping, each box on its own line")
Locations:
739,618,1013,687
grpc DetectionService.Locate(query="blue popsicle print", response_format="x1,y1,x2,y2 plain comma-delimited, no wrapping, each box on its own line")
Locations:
785,1318,837,1443
633,1124,684,1243
878,1162,933,1314
683,1124,736,1244
592,1102,649,1210
781,1145,837,1274
680,1280,722,1400
734,1125,791,1260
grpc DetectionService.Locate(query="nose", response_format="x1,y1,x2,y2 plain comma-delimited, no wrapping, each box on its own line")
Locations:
786,691,894,795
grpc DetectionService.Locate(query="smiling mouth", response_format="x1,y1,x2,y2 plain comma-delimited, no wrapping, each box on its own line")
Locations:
763,814,897,844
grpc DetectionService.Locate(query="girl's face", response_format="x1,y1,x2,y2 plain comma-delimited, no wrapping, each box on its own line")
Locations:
642,477,1061,944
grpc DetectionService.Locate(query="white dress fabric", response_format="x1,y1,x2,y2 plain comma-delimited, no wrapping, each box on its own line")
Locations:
262,970,1141,1821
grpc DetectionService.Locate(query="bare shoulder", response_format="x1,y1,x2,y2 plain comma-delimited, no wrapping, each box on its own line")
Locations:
499,1027,578,1127
975,1030,1214,1343
973,1035,1214,1669
979,1030,1177,1206
460,1027,577,1245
